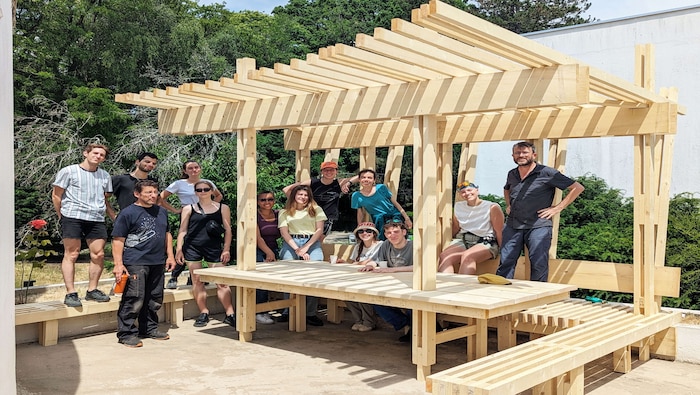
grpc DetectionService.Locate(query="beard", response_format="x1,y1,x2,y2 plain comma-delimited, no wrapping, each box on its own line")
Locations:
514,157,534,167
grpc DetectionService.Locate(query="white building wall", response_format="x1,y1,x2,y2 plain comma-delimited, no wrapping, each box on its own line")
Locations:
1,0,17,392
474,7,700,198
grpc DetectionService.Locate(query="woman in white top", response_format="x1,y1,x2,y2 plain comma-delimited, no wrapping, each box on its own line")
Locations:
344,222,383,332
160,160,223,288
438,182,504,275
160,160,223,214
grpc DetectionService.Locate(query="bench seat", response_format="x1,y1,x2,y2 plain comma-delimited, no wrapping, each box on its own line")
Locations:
15,285,217,346
427,310,681,395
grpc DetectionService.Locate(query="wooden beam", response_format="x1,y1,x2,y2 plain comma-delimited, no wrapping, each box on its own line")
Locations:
282,103,673,150
140,64,588,134
417,0,671,104
385,146,404,195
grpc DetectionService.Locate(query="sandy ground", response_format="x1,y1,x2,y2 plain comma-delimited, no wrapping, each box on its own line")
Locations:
16,309,700,395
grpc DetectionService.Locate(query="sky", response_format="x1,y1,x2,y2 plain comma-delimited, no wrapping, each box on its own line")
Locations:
203,0,700,20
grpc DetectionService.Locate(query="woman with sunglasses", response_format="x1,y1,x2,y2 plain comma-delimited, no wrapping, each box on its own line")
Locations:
351,169,412,240
344,222,383,332
253,191,279,325
161,160,223,289
278,184,327,326
175,180,235,328
438,182,504,275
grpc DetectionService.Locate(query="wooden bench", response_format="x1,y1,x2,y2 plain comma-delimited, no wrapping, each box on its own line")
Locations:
427,310,682,395
15,285,217,346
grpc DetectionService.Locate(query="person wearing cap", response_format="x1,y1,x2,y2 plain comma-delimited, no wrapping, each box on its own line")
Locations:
438,181,504,275
283,161,356,237
359,221,414,342
343,222,384,331
497,141,584,282
351,168,412,240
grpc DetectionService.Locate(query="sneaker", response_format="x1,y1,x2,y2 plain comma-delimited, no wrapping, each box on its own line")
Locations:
256,313,274,325
64,292,82,307
223,314,236,328
306,316,324,327
139,331,170,340
193,312,210,327
277,314,289,323
118,336,143,348
85,289,110,302
357,324,374,332
165,278,178,289
351,323,361,331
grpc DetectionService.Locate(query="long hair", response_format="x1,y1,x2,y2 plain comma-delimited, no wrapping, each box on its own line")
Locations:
284,184,317,217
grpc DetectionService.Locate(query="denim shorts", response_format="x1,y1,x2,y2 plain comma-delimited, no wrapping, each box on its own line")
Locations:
60,216,108,240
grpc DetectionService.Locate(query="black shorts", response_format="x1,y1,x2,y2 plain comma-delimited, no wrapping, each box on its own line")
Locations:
183,243,222,263
60,216,108,240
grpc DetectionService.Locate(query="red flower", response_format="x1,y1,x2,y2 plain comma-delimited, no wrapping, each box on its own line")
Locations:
29,219,47,230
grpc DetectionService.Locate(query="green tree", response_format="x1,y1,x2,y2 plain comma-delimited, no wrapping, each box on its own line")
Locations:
467,0,594,33
665,193,700,310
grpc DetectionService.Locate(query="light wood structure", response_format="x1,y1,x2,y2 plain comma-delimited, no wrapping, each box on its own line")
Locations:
116,0,681,384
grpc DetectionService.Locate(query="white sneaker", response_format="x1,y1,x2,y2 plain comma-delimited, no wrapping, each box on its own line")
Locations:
256,313,274,325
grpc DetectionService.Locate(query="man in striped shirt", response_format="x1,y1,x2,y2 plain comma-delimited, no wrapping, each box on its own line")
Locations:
52,143,113,307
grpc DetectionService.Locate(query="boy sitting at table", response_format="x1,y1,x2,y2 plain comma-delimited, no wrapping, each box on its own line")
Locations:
359,219,413,342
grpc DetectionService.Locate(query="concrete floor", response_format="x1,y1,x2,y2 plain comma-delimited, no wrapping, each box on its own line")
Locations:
16,310,700,395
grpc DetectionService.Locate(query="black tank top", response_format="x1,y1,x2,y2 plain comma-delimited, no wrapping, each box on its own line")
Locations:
185,203,223,247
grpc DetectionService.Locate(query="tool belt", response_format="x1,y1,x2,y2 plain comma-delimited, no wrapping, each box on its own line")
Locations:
461,232,496,248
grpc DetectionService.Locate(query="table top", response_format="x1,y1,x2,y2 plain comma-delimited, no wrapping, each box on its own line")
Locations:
196,260,576,319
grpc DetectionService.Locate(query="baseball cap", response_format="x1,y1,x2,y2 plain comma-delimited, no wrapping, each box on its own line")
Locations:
320,161,339,170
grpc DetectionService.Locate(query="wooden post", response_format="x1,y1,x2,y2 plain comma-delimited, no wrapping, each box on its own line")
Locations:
236,126,257,341
547,139,567,259
385,146,404,195
359,147,376,172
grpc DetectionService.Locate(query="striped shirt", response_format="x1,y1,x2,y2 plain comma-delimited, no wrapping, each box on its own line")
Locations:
53,164,113,222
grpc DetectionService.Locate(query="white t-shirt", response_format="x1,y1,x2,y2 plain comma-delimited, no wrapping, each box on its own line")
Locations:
165,179,218,205
349,240,384,262
454,200,498,238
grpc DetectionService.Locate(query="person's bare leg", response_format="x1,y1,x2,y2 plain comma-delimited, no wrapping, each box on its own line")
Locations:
457,246,493,275
438,244,465,273
211,263,234,315
86,238,106,290
189,262,209,313
61,238,82,293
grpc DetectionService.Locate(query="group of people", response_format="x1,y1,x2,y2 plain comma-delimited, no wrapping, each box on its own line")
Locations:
52,146,234,347
50,140,582,347
438,141,584,284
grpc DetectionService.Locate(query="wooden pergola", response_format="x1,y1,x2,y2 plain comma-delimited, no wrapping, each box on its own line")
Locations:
116,0,680,364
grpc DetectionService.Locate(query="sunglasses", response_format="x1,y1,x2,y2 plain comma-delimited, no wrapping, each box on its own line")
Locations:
195,187,212,192
258,198,274,202
357,229,375,235
457,181,479,190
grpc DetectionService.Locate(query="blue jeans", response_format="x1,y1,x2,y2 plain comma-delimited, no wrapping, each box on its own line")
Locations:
373,305,411,331
280,238,322,316
497,225,552,282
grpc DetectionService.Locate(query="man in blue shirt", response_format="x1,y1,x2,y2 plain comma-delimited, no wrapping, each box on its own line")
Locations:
497,141,584,282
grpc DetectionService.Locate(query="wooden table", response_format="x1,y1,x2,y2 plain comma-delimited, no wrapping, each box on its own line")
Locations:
196,260,576,378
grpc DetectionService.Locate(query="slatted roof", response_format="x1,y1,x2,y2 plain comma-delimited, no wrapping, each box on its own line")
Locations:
115,0,679,149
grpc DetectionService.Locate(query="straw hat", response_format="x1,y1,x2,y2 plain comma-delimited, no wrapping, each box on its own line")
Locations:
353,222,379,237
